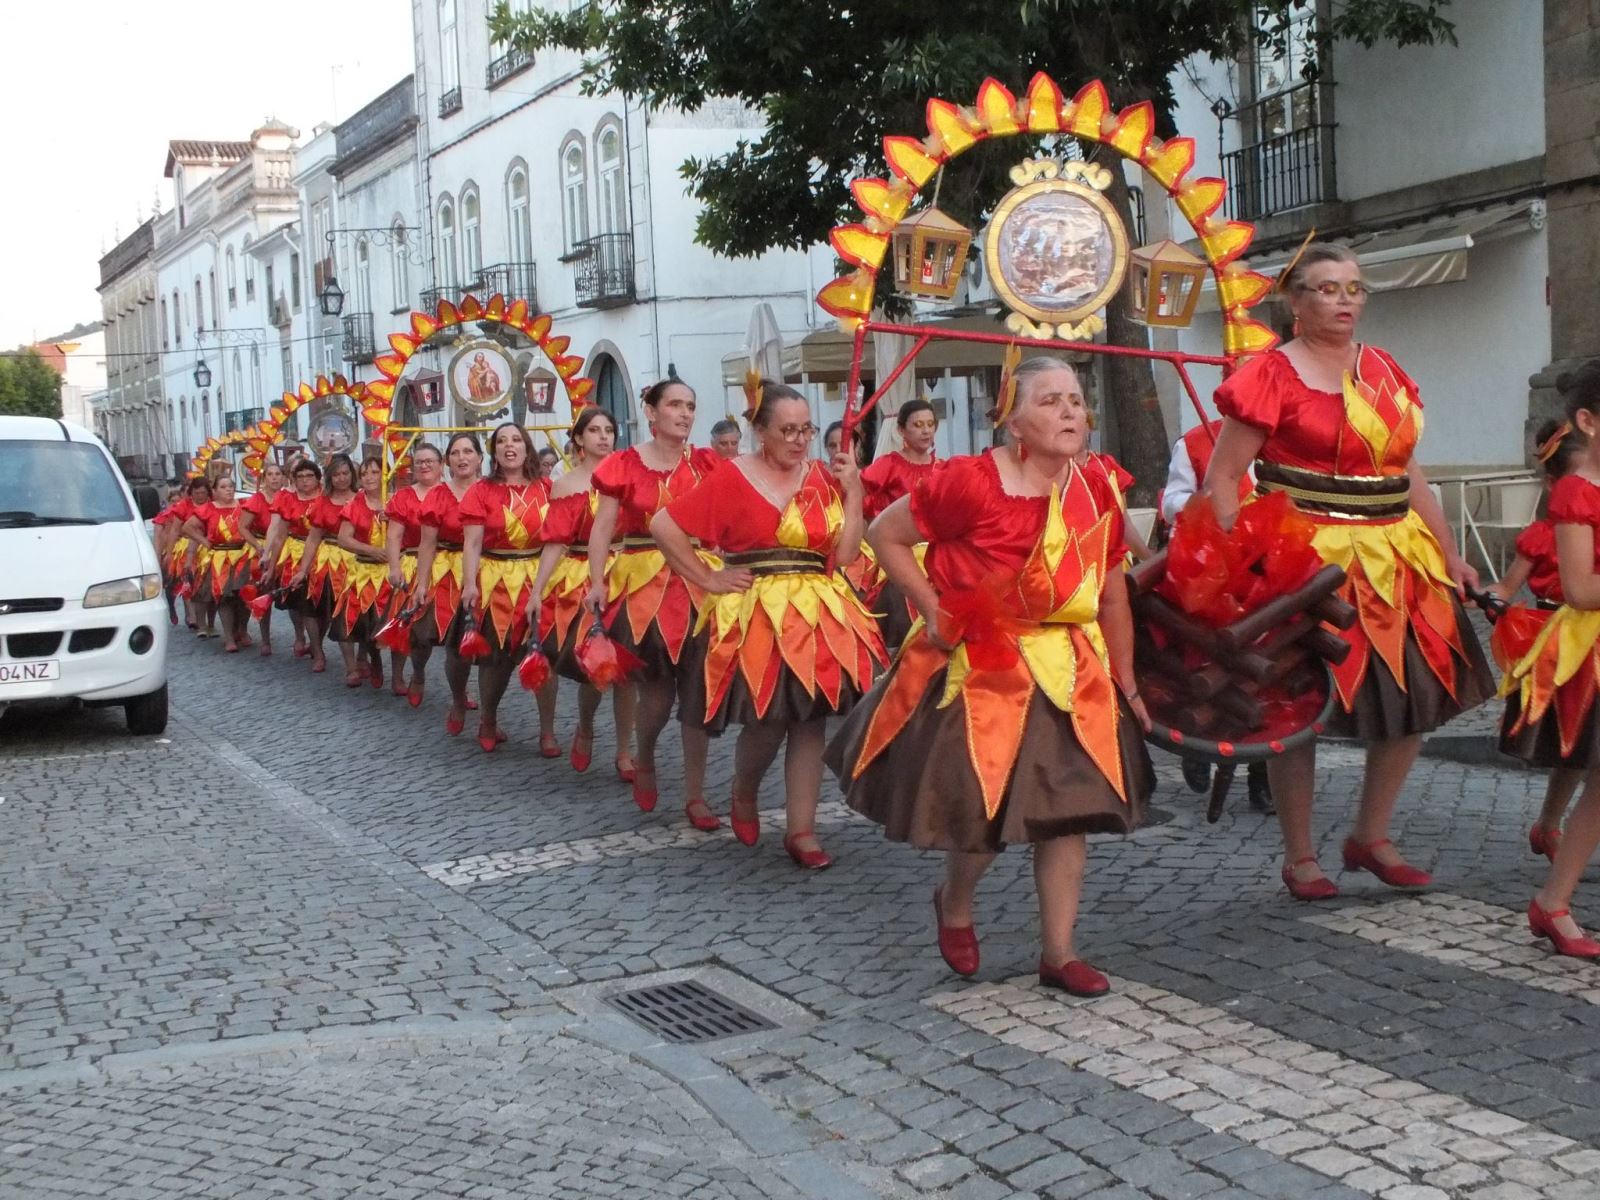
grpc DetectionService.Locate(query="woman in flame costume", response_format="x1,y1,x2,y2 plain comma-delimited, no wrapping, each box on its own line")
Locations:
1206,244,1493,902
384,442,443,702
261,458,325,668
1490,419,1581,863
240,462,286,655
828,357,1153,998
294,453,359,673
460,422,552,753
411,433,484,731
1500,364,1600,957
527,407,637,779
330,457,392,689
653,381,886,861
584,379,722,816
180,472,261,654
860,397,939,650
154,477,209,632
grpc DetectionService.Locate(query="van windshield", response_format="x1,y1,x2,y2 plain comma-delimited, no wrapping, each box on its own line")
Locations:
0,440,132,526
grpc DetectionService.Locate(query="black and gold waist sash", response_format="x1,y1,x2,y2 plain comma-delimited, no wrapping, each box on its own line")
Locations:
1255,460,1410,521
483,548,539,561
722,548,828,577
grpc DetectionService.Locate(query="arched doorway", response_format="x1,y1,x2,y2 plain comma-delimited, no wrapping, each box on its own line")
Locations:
591,352,633,448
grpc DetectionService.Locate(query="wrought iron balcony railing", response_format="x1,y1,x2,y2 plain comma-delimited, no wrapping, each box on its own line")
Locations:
573,233,635,309
476,261,537,309
437,87,463,118
341,311,376,365
1220,82,1336,221
486,45,533,89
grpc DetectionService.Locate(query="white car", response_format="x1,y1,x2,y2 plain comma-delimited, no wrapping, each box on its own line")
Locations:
0,416,169,734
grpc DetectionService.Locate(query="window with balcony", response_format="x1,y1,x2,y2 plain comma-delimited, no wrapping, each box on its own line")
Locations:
226,248,237,308
172,290,182,348
461,184,483,282
437,195,458,289
1222,5,1335,220
194,278,205,337
243,237,257,301
561,136,588,253
391,219,411,311
290,252,302,311
507,162,532,262
160,298,169,350
488,0,535,87
573,233,634,309
438,0,462,117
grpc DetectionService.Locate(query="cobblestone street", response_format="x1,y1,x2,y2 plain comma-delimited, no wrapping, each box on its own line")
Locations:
5,635,1600,1198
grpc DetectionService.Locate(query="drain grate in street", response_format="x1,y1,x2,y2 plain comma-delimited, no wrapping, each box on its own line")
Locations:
607,978,778,1044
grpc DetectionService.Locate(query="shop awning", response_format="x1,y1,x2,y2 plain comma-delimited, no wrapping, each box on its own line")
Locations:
1195,198,1543,312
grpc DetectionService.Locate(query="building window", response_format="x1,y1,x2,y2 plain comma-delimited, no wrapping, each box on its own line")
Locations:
243,238,256,301
280,346,293,394
208,270,219,327
233,351,244,407
437,196,458,288
160,298,169,350
461,185,482,280
561,137,588,252
226,248,237,307
194,278,205,337
265,262,276,309
290,252,302,311
356,237,373,313
507,163,532,263
438,0,460,104
391,219,411,310
172,290,182,347
596,121,626,235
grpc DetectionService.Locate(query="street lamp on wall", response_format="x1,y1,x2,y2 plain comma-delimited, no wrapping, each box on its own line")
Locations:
193,358,213,388
318,273,345,317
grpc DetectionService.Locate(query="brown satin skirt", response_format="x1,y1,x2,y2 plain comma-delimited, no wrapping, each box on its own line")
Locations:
1499,691,1600,770
677,631,863,735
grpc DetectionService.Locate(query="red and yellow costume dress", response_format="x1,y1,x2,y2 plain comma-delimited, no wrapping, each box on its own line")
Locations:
191,502,255,602
330,494,390,642
827,451,1153,850
861,450,937,648
1500,478,1600,766
459,477,551,655
667,461,887,733
306,494,355,621
270,490,318,613
590,445,722,681
1488,518,1562,672
417,482,470,647
158,498,197,583
538,489,608,683
241,489,276,543
1215,346,1492,737
383,485,427,620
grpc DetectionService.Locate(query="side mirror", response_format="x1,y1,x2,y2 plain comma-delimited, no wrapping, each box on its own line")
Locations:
134,485,161,521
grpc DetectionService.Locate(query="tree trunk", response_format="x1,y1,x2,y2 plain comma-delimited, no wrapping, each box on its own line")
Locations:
1098,166,1169,507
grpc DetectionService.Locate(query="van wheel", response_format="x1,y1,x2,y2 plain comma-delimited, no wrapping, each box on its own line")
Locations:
125,685,169,735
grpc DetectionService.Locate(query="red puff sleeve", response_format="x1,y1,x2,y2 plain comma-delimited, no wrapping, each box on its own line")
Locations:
1549,476,1600,528
1095,452,1136,495
310,496,345,533
665,469,730,546
385,486,418,523
541,492,588,546
1516,519,1555,562
271,490,299,520
591,451,632,502
458,480,495,527
689,446,724,477
1213,351,1293,436
909,455,990,545
419,483,449,527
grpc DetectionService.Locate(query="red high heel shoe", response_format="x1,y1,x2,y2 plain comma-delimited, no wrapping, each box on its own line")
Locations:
1530,825,1562,862
570,732,593,773
933,885,979,977
369,664,384,690
1529,899,1600,958
730,794,760,847
407,681,424,709
1038,957,1110,997
1282,857,1339,902
685,798,721,832
476,724,506,753
631,767,658,813
1341,837,1431,889
783,831,832,870
616,756,636,783
539,733,562,759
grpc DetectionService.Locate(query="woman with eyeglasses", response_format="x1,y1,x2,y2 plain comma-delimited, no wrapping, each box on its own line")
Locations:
384,443,443,702
584,379,722,824
652,382,885,864
293,453,359,678
240,462,287,655
1205,244,1492,902
411,433,484,731
460,423,551,752
261,457,325,668
861,398,940,650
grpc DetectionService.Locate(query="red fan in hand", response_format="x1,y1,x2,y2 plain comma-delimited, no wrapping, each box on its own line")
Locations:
575,627,643,690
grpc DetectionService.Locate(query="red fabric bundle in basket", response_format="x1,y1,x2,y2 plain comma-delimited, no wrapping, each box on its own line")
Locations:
1157,492,1321,625
576,628,644,690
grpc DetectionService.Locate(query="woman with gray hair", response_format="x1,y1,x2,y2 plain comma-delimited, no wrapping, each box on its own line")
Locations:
1205,243,1492,901
829,355,1153,997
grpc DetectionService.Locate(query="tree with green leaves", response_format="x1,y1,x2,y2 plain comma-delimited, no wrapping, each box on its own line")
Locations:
0,349,64,418
494,0,1454,499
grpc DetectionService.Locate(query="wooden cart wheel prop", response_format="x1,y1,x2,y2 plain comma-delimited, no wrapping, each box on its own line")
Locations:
1142,662,1340,768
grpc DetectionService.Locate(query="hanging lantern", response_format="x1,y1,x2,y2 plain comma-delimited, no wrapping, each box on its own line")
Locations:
892,206,974,301
1127,239,1209,328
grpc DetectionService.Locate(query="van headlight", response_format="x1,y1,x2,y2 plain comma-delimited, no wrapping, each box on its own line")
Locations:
84,574,163,608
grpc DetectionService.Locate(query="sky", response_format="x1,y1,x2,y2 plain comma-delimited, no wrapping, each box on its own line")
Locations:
1,0,414,349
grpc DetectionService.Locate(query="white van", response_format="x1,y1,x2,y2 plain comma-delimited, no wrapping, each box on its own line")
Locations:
0,416,169,734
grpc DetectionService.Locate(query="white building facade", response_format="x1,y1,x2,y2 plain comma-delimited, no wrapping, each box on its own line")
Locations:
97,220,169,479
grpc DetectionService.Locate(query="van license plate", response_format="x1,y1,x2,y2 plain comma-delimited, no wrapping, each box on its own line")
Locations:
0,660,60,684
